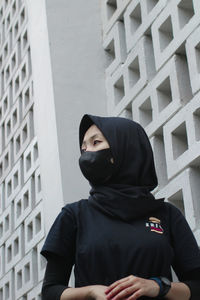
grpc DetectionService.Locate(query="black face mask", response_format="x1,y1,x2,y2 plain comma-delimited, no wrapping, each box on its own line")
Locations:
79,148,115,184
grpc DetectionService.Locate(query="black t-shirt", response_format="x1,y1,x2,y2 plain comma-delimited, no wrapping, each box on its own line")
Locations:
41,199,200,288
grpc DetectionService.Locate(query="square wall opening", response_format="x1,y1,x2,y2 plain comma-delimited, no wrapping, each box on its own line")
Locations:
172,122,188,159
158,16,174,52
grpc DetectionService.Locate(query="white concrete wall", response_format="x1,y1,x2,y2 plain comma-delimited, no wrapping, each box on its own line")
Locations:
101,0,200,243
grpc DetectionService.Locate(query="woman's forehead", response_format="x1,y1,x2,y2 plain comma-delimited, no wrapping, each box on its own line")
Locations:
83,124,103,140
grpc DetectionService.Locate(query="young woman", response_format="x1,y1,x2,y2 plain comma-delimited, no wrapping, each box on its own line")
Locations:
41,114,200,300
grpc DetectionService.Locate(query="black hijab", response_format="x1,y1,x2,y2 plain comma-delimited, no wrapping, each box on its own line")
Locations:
79,114,164,221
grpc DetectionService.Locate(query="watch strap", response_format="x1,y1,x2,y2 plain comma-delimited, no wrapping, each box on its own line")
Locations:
150,276,171,298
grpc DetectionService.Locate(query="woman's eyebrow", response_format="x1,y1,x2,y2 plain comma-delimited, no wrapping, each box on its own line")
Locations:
82,133,102,146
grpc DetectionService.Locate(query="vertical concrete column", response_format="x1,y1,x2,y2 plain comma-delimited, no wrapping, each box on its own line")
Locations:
44,0,108,204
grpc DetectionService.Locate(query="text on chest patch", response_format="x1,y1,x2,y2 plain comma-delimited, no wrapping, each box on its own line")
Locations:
146,217,164,234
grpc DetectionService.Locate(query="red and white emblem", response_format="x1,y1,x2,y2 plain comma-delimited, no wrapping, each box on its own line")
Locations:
146,217,164,234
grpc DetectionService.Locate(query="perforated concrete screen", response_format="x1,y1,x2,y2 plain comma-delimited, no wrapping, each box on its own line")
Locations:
102,0,200,241
0,0,45,299
0,0,200,299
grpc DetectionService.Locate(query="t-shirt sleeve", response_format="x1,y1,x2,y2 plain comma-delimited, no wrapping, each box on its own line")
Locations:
41,204,76,261
168,203,200,279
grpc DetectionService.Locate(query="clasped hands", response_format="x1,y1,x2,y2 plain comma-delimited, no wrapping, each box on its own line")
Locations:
89,275,160,300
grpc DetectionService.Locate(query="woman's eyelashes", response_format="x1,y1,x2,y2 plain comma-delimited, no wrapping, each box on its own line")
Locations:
93,140,101,145
81,140,102,152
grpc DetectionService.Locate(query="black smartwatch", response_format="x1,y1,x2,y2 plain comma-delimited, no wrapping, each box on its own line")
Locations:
150,276,171,298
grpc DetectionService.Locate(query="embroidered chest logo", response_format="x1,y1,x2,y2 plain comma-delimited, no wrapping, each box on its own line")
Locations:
146,217,164,234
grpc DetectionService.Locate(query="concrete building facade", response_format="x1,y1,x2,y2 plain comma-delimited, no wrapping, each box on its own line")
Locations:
0,0,200,299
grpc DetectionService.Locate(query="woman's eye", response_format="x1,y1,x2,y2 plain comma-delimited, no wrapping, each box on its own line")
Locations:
93,140,101,145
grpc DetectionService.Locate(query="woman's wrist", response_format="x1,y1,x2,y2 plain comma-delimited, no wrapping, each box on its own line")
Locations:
87,285,96,299
150,277,171,298
60,286,94,300
148,279,160,297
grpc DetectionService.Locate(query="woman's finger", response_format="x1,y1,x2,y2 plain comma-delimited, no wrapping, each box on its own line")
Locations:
106,281,133,299
126,289,142,300
105,276,131,294
109,285,139,300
